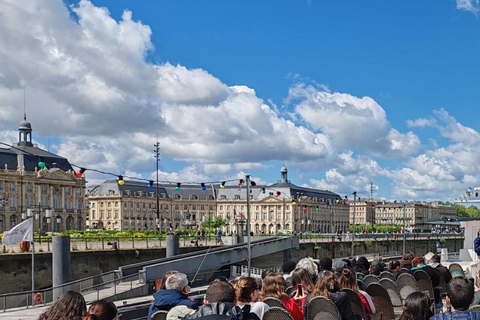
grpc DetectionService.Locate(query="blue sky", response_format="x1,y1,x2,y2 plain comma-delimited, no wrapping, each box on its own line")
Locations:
1,0,480,202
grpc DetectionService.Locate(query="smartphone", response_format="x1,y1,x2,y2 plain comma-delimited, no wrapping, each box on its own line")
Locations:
297,284,303,296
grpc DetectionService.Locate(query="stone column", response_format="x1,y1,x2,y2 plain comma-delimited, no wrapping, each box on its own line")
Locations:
52,236,70,300
166,234,179,257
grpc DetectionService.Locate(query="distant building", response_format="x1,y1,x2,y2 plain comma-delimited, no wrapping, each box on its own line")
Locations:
0,115,86,232
349,199,457,232
86,166,350,234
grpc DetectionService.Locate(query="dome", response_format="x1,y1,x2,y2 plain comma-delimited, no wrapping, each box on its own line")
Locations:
280,166,288,173
19,117,32,130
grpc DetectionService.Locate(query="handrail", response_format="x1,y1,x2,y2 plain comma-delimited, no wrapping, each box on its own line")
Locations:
0,271,141,312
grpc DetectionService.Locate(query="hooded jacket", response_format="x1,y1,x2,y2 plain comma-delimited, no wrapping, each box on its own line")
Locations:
355,257,370,276
147,289,198,320
183,302,259,320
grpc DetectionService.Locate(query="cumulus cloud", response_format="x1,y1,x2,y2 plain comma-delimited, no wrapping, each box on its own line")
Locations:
1,0,479,202
457,0,480,14
287,83,421,157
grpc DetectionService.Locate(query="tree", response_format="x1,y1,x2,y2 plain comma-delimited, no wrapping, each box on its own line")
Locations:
201,216,227,231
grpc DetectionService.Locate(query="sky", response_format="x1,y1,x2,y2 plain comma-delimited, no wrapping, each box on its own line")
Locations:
1,0,480,202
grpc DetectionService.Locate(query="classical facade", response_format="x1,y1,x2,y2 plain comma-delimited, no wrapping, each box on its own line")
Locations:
0,116,86,233
349,199,457,232
86,167,350,234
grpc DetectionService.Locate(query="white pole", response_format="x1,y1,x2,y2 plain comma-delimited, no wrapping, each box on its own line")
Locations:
245,175,252,277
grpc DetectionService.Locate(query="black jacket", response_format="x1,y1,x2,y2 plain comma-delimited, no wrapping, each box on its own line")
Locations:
331,291,355,320
183,302,259,320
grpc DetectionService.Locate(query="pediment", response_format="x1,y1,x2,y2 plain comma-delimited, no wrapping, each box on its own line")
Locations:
259,197,283,203
37,169,78,182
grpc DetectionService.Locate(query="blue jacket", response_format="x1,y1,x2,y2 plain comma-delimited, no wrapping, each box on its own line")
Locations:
147,289,198,320
431,311,480,320
474,236,480,256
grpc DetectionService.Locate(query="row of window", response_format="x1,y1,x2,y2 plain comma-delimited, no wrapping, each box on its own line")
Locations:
0,182,82,195
2,195,83,210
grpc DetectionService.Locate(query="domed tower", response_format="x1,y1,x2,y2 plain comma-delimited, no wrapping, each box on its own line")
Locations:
18,113,33,147
280,165,288,183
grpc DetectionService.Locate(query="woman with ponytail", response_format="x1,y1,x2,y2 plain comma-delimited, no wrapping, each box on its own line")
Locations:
339,267,376,315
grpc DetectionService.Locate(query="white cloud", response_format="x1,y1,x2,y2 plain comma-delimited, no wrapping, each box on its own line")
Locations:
457,0,480,14
288,83,421,157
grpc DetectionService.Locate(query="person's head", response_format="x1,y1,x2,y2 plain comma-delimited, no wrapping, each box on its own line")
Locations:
355,256,370,271
282,261,297,275
370,261,384,276
430,255,441,264
165,272,190,294
339,268,358,292
260,273,288,301
85,300,119,320
342,258,352,268
424,252,434,264
290,268,315,293
312,270,339,299
261,268,274,280
38,290,86,320
388,260,401,271
319,257,333,271
205,279,236,303
447,277,474,311
296,257,318,278
234,277,260,303
159,270,178,291
400,292,432,320
411,256,425,268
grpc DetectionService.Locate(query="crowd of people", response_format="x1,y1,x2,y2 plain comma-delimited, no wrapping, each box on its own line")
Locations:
146,252,480,320
33,252,480,320
37,291,120,320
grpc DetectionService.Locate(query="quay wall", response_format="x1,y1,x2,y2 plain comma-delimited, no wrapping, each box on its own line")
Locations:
0,238,463,294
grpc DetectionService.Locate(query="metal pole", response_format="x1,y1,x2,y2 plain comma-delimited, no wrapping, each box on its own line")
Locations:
351,191,357,257
245,175,252,277
403,204,406,254
154,142,160,233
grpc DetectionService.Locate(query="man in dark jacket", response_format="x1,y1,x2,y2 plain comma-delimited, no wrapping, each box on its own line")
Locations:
429,254,452,285
431,277,480,320
184,279,259,320
147,272,198,320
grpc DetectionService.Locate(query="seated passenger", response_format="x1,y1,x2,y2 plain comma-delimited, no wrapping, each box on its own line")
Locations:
260,273,303,320
147,272,198,320
184,279,259,320
234,277,269,319
431,277,480,320
339,267,376,315
311,270,355,320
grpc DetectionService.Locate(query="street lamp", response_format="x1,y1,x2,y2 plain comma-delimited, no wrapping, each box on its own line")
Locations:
154,142,161,233
403,204,406,255
351,191,357,257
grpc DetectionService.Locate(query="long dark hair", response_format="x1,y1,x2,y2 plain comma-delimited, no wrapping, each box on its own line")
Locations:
311,271,339,300
398,292,432,320
85,300,118,320
259,274,289,301
38,290,86,320
290,268,315,294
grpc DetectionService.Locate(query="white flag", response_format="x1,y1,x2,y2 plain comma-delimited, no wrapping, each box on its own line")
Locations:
2,218,33,245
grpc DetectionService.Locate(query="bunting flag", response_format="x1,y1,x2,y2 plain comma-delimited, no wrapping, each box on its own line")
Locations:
2,218,33,245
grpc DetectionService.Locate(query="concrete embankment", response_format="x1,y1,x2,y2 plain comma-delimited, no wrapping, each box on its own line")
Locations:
0,237,463,294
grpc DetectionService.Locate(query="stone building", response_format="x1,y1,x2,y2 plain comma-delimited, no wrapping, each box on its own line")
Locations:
349,199,458,232
86,166,350,234
0,116,86,233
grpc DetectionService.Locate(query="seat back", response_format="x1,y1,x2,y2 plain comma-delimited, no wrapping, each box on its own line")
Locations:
151,310,168,320
469,305,480,312
263,307,294,320
340,288,366,320
366,283,395,320
413,269,434,300
307,296,341,320
357,279,365,291
380,271,396,281
449,263,465,278
379,278,403,307
396,273,419,300
263,297,287,309
363,275,379,288
431,267,446,297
